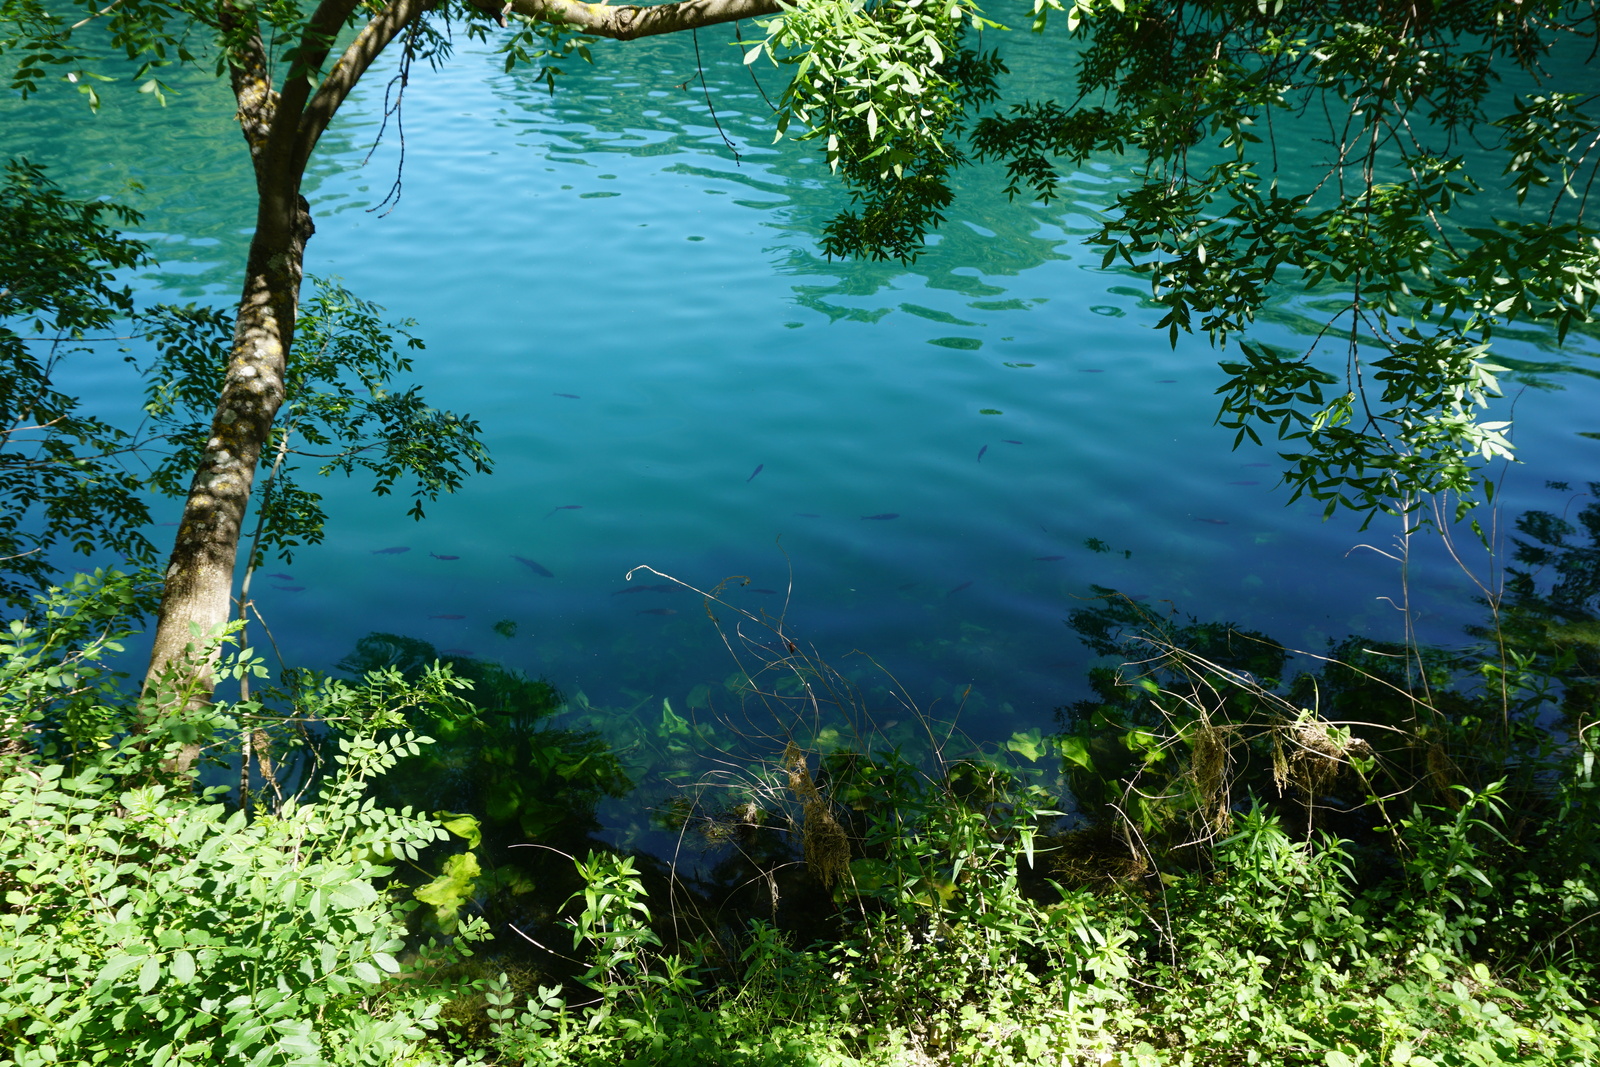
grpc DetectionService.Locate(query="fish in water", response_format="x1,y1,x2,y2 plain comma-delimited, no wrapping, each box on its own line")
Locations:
1194,518,1230,525
794,512,821,518
751,588,778,594
638,608,678,616
431,553,459,560
947,580,973,596
861,513,899,521
1079,368,1104,373
1034,555,1065,561
977,445,988,462
553,393,580,399
430,614,466,620
372,546,410,555
273,586,305,592
442,648,474,656
544,505,583,519
1002,439,1022,445
748,463,764,482
612,584,672,595
513,555,554,577
267,572,293,580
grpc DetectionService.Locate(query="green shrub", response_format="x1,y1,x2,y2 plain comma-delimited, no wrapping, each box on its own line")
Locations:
0,573,482,1067
5,571,1598,1067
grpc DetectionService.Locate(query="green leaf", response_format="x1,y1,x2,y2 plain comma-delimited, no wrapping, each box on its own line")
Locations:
414,852,482,927
658,699,689,739
437,812,482,849
329,881,378,910
309,886,327,922
138,956,161,994
171,950,195,984
1057,735,1095,772
98,953,143,985
1005,728,1046,761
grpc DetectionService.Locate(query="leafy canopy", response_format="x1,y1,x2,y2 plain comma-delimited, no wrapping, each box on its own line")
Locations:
0,161,155,607
971,0,1599,525
0,161,493,607
140,278,494,570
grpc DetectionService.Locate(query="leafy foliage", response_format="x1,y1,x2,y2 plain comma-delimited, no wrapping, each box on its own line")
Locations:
491,9,596,92
4,567,1599,1065
754,0,1006,262
139,277,493,566
0,160,156,608
0,751,451,1067
3,161,492,605
337,632,630,843
1115,800,1600,1067
448,722,1600,1067
969,0,1599,523
0,574,488,1067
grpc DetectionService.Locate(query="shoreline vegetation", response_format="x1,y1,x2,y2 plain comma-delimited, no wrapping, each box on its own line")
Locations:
5,2,1599,1061
2,553,1596,1067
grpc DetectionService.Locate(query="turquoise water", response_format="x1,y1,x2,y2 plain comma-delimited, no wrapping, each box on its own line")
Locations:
7,27,1600,766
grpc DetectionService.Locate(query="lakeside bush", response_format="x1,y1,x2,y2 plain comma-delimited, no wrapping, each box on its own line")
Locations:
2,572,1597,1066
0,572,483,1066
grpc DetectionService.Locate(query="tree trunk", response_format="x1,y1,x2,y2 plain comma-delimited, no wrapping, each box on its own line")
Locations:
138,0,790,704
144,182,313,695
141,0,425,707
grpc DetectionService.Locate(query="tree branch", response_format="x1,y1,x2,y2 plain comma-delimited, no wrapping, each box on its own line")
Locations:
295,0,435,173
296,0,787,174
481,0,786,41
270,0,367,177
217,0,275,165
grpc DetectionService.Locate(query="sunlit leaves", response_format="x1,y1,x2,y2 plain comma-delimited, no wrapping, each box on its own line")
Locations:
1496,93,1600,207
972,1,1599,524
756,0,1004,261
413,850,482,929
1,581,480,1065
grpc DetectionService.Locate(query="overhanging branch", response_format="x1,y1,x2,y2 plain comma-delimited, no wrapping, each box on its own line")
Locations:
296,0,435,173
487,0,786,41
269,0,366,187
296,0,788,182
